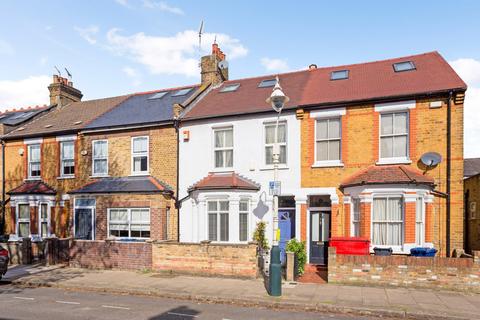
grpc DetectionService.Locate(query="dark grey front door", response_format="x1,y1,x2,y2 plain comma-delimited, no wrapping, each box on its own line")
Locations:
309,211,330,265
75,208,93,240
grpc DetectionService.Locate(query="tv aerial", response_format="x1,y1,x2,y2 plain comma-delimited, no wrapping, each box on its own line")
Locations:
420,152,442,167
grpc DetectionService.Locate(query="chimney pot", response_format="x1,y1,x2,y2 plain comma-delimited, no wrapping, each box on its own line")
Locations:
48,74,82,107
309,64,318,70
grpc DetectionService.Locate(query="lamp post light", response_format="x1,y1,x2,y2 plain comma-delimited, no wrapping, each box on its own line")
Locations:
265,76,289,296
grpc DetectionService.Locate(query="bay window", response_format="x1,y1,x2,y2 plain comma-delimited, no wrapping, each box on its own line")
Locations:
131,136,149,175
239,200,249,242
60,141,75,176
108,208,150,239
92,140,108,176
351,198,360,237
208,200,229,241
17,204,30,237
372,197,403,246
380,112,408,160
28,144,41,179
214,128,233,168
40,203,49,237
265,122,287,165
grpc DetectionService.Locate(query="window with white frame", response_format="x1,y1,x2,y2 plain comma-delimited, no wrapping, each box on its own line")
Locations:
214,128,233,168
92,140,108,176
60,141,75,176
265,122,287,165
39,203,49,237
316,118,341,162
352,198,360,237
239,200,249,241
372,197,403,246
131,136,149,175
28,144,41,178
208,200,229,241
17,204,30,237
380,112,408,160
108,208,150,238
416,197,425,245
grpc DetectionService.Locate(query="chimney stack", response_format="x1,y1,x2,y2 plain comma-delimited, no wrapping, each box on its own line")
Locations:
200,43,228,86
48,75,83,107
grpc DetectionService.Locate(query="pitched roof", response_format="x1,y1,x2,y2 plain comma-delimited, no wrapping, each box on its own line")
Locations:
84,85,199,130
69,176,172,194
8,181,56,195
189,172,260,192
3,95,130,139
182,51,466,120
465,158,480,178
0,106,50,126
340,165,435,188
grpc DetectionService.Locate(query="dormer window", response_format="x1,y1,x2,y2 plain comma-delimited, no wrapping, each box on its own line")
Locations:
258,79,277,88
330,70,349,80
393,61,416,72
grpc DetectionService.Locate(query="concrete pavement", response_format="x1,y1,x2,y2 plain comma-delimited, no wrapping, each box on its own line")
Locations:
3,265,480,319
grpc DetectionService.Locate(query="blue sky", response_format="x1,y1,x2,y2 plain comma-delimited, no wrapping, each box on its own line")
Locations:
0,0,479,156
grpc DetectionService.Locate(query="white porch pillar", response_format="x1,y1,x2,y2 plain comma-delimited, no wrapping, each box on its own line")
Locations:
229,195,240,243
294,195,307,241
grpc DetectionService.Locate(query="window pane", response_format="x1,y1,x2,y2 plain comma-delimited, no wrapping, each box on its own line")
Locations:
215,150,224,168
224,150,233,167
133,156,148,172
75,199,96,207
41,222,48,237
130,224,150,231
208,201,217,212
328,140,340,160
133,137,148,153
381,114,393,135
30,145,40,161
30,163,41,177
388,198,402,221
329,119,341,139
239,201,248,212
110,209,128,222
380,137,393,158
265,126,275,144
394,113,407,134
279,145,287,164
93,141,107,158
316,141,328,161
208,213,217,241
214,131,224,148
224,129,233,147
278,124,286,143
311,213,319,242
239,213,248,241
131,209,150,223
19,204,30,219
416,198,423,221
94,159,107,174
373,199,387,221
316,120,328,140
41,204,48,219
62,142,74,159
265,146,273,165
19,222,29,237
393,135,407,157
220,213,229,241
63,161,75,175
219,201,229,211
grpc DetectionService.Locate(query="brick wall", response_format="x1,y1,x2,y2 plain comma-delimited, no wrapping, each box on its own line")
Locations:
328,247,480,293
69,240,152,270
152,242,258,279
465,175,480,251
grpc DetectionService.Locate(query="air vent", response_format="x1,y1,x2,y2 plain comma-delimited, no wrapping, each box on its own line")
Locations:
45,124,53,128
393,61,416,72
220,84,240,93
258,79,277,88
330,70,349,80
74,120,82,125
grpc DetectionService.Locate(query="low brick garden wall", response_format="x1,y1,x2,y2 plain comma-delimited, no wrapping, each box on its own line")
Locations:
152,241,258,279
328,247,480,292
69,240,152,270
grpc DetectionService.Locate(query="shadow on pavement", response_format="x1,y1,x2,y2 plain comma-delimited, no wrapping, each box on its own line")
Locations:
148,305,201,320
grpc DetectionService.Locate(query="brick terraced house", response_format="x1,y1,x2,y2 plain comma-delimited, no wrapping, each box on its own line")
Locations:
178,51,467,265
1,74,205,242
465,157,480,252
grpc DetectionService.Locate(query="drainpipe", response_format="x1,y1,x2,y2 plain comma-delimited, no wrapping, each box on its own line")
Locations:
446,91,452,257
465,189,470,254
1,140,5,236
174,119,180,242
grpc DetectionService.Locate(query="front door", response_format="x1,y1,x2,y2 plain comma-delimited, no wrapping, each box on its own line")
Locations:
75,208,93,240
278,210,293,264
310,211,330,265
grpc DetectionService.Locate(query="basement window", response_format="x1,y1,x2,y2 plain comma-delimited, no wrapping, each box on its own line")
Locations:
258,79,277,88
330,70,349,80
393,61,416,72
171,88,192,97
148,92,168,100
220,83,240,93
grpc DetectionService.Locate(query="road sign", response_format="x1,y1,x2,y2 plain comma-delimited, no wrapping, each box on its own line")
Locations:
269,181,281,196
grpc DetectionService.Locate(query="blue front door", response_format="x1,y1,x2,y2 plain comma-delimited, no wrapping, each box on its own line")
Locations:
278,210,293,264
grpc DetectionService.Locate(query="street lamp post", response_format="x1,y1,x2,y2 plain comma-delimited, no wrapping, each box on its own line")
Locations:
266,76,289,296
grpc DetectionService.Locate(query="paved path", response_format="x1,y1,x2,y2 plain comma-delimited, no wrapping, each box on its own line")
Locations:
3,265,480,319
0,286,377,320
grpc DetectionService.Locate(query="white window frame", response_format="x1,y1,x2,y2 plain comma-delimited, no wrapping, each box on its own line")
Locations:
213,127,234,170
39,202,50,238
131,136,149,175
92,140,109,176
370,195,404,250
415,197,425,246
207,200,230,242
16,203,30,238
314,117,342,166
378,111,410,164
239,199,249,242
60,140,75,177
264,121,287,167
28,144,41,179
351,198,360,237
107,208,151,240
73,198,96,240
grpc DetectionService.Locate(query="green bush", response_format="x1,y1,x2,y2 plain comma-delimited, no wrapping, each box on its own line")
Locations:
253,221,269,250
286,238,307,275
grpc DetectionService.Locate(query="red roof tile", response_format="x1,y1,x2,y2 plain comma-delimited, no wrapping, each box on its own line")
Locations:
340,165,435,188
8,181,56,195
183,51,466,120
189,172,260,191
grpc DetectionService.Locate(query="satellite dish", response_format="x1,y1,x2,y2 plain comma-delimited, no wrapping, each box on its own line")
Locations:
420,152,442,167
218,60,229,70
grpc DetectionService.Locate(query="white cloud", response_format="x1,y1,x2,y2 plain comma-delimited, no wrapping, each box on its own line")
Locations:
143,0,184,15
115,0,131,8
0,40,14,55
106,29,247,77
40,56,48,66
260,57,289,73
75,25,100,45
450,58,480,158
0,76,50,111
122,66,142,86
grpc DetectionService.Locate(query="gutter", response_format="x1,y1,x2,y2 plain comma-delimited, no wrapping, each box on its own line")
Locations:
446,91,452,257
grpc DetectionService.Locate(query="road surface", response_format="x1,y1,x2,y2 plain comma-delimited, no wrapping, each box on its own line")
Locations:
0,285,383,320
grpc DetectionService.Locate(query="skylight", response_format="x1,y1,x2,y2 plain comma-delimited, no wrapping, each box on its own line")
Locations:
11,111,34,120
171,88,193,97
220,83,240,93
258,79,277,88
148,92,168,100
393,61,416,72
330,70,349,80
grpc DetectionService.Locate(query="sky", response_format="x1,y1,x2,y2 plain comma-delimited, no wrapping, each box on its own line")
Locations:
0,0,479,157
